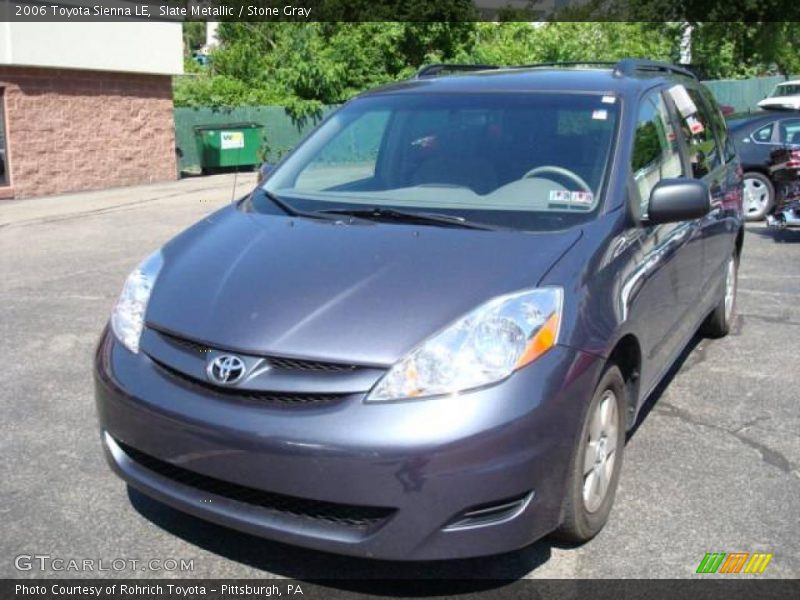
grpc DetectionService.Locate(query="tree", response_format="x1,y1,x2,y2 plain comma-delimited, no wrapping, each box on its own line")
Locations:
464,22,678,65
173,20,800,115
690,22,800,78
176,21,476,119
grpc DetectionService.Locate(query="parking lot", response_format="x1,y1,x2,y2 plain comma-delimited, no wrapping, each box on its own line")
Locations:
1,174,798,581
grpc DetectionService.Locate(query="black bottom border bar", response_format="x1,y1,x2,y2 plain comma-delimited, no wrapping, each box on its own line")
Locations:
3,579,799,600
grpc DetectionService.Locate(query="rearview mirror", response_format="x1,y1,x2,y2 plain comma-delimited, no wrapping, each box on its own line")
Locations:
646,178,710,224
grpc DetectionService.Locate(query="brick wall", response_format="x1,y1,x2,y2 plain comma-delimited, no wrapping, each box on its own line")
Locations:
0,66,177,199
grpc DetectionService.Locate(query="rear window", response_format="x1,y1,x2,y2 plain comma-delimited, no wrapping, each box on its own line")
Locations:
752,123,774,143
260,92,621,232
773,84,800,97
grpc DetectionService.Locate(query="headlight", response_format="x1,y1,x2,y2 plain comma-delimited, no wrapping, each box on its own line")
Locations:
367,287,563,402
110,250,163,353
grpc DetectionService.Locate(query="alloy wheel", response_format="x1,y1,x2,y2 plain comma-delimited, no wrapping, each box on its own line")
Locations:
582,390,619,513
743,177,770,219
724,256,737,324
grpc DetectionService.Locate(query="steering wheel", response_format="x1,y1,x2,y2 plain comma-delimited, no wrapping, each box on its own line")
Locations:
523,166,592,193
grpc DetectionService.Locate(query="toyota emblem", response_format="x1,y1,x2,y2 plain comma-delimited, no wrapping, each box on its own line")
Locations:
207,354,246,385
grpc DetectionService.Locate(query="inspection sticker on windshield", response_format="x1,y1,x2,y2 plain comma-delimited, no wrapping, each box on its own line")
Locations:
549,190,571,205
601,95,616,104
592,109,608,120
570,191,594,206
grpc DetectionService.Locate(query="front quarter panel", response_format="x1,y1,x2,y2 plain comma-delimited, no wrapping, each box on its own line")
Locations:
539,204,691,425
539,208,630,360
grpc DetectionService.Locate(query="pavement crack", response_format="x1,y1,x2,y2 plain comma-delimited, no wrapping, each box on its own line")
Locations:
654,402,795,475
735,434,794,475
731,415,772,434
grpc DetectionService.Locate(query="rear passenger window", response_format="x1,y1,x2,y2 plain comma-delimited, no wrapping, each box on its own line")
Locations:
669,85,722,178
698,86,735,162
631,92,683,213
753,124,774,143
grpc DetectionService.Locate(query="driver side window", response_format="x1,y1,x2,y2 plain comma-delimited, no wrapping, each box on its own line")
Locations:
631,92,683,216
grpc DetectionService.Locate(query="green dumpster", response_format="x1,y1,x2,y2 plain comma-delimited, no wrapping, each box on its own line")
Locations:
194,122,263,172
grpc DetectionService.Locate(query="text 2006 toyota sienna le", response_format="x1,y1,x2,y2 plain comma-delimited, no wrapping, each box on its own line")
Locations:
95,60,743,560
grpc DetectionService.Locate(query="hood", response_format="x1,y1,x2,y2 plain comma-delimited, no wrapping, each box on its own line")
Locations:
146,207,581,366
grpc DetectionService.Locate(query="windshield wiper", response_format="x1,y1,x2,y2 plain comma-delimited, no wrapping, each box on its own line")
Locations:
255,189,340,222
317,207,499,230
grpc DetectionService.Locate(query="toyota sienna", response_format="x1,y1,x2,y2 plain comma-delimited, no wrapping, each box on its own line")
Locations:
95,60,744,560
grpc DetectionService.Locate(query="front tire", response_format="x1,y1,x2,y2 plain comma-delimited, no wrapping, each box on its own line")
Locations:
743,172,774,221
701,252,738,338
555,365,626,543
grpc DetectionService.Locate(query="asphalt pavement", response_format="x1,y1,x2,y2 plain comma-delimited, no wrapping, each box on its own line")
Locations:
1,174,798,582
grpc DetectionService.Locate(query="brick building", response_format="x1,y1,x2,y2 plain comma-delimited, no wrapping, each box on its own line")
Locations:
0,21,183,199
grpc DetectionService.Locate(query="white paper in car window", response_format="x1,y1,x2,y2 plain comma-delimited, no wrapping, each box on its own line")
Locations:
668,84,697,117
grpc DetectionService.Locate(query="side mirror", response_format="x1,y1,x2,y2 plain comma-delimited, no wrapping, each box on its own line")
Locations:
646,178,710,224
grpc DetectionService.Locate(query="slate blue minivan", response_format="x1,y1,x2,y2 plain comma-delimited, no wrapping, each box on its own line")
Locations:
95,60,743,560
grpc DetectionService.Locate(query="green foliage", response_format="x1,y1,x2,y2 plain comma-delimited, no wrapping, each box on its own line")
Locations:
173,21,800,118
173,73,288,108
175,22,477,121
690,22,800,79
462,22,678,65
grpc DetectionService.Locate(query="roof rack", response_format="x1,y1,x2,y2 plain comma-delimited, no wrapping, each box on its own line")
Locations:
517,61,619,70
415,64,500,78
612,59,697,80
414,59,698,81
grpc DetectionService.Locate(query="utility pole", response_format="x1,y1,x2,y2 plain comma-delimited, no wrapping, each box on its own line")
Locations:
206,22,220,50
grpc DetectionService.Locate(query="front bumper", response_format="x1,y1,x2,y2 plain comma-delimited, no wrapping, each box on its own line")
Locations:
94,328,604,560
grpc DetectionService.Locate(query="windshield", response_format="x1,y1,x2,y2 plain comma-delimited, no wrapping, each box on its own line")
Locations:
772,84,800,97
256,92,619,232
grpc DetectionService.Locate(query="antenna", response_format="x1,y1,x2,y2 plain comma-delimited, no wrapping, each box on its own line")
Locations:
230,128,244,204
231,159,239,204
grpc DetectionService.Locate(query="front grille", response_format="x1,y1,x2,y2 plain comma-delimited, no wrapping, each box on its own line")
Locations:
159,333,210,354
266,356,357,372
154,328,358,372
151,358,347,407
116,439,395,529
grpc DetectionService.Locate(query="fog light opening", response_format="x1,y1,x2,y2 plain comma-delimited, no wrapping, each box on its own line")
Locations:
443,491,534,531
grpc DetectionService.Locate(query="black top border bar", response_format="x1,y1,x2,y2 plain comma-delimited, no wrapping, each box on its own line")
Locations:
2,0,800,22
